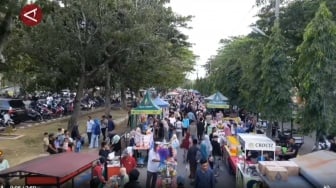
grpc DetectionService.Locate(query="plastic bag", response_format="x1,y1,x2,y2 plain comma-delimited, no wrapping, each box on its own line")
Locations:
185,164,189,172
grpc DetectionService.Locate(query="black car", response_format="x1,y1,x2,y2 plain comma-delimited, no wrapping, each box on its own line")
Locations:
0,98,27,124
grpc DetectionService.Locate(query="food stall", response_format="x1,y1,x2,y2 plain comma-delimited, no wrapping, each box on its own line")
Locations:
238,134,276,160
130,91,160,166
133,132,152,167
223,135,240,174
235,134,276,188
107,152,121,178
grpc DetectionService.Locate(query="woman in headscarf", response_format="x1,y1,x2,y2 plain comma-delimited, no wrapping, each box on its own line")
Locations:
201,135,212,160
134,127,142,146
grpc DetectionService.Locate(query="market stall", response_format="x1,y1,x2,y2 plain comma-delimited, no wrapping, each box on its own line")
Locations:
130,91,162,129
206,92,230,109
130,91,160,166
133,132,152,167
223,135,240,174
238,134,276,160
205,91,229,102
225,134,276,188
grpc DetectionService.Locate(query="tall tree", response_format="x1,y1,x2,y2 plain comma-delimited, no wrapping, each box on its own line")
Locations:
296,2,336,143
260,21,292,126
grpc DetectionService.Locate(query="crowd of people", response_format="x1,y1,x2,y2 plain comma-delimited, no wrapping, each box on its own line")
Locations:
4,89,336,188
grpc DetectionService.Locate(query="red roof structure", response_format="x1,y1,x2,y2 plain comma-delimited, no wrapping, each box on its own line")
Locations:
0,152,98,187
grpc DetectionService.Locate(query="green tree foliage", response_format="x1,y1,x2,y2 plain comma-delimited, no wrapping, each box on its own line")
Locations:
238,36,266,114
3,0,194,129
260,22,292,122
193,77,214,96
296,2,336,142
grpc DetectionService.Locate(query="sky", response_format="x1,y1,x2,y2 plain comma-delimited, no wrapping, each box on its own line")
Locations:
168,0,259,80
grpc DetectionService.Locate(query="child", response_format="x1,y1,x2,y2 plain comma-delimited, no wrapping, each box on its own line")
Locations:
75,136,83,153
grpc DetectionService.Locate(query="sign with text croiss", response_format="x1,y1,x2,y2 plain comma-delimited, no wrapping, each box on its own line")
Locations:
246,142,275,151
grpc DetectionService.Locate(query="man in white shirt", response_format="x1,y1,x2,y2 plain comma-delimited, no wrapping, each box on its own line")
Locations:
46,94,53,108
146,143,160,188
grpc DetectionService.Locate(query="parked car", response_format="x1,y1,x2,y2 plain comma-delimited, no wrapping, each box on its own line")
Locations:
0,98,27,124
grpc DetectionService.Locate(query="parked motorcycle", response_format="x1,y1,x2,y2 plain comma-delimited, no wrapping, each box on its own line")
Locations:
0,112,15,128
312,135,330,152
27,108,43,121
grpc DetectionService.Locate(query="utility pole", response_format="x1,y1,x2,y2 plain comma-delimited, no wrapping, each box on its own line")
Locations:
275,0,280,22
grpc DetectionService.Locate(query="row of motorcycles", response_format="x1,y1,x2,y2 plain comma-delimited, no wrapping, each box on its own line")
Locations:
27,99,75,121
0,96,106,128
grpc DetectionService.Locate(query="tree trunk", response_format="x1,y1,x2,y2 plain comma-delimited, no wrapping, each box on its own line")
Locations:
104,67,112,116
120,84,127,109
67,73,86,131
0,10,13,63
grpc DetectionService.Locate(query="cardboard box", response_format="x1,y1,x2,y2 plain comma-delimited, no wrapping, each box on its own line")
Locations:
258,161,278,175
266,166,288,181
276,161,299,176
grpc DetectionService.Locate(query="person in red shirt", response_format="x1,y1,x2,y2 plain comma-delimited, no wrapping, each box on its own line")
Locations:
90,158,107,188
121,149,137,174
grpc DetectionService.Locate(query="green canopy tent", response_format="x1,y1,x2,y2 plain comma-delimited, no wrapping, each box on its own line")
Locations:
130,91,162,129
206,92,230,109
205,91,229,101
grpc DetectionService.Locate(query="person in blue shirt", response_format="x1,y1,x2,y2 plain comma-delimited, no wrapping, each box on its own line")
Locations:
194,158,215,188
182,115,190,137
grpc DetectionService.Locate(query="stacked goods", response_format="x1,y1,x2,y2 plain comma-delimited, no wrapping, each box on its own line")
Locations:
258,161,278,175
276,161,299,176
265,166,288,181
258,161,300,181
227,136,239,156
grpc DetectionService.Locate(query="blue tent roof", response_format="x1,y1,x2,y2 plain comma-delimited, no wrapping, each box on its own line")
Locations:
153,97,170,108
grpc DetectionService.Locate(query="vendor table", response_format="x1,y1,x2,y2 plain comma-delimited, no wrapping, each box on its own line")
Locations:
223,145,238,174
107,166,120,178
107,160,121,178
236,164,261,188
133,145,150,167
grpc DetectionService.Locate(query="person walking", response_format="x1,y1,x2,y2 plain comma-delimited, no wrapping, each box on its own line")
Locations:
175,117,183,142
100,115,108,141
107,115,115,144
182,114,190,137
90,158,107,188
197,118,205,141
90,119,101,149
194,159,215,188
87,116,94,145
186,139,200,182
180,132,191,162
146,143,160,188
